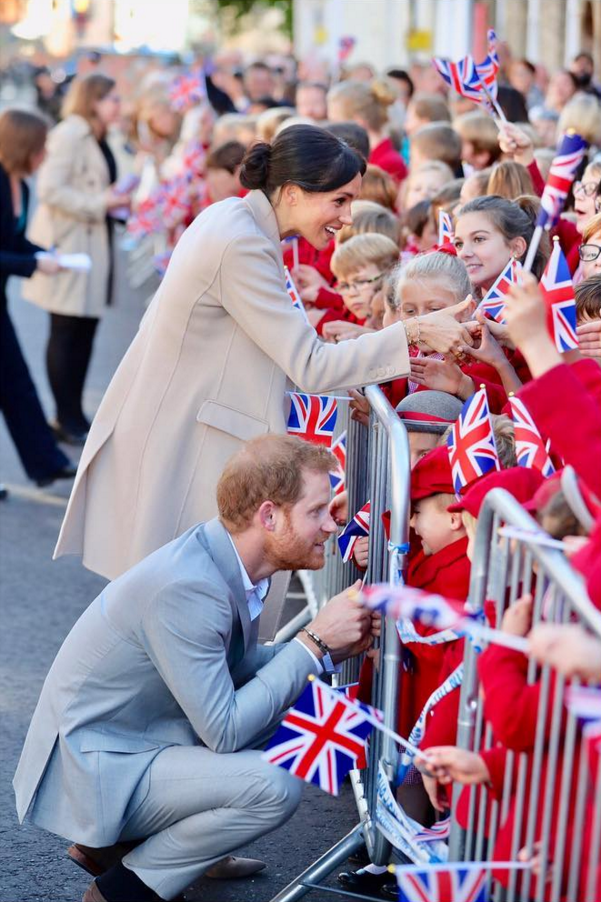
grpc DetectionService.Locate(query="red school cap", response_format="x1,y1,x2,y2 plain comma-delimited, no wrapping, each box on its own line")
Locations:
447,467,545,518
410,446,454,501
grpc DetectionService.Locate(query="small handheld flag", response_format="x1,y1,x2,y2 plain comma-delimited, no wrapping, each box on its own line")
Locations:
169,68,207,112
329,431,347,495
447,388,500,494
338,36,356,63
540,238,578,352
438,210,454,246
286,392,338,447
284,267,308,321
509,396,555,476
537,131,588,232
478,257,522,324
338,501,370,563
262,679,377,795
396,864,488,902
432,55,486,106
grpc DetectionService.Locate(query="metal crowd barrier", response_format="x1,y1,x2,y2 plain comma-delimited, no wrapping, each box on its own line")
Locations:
449,488,601,902
270,384,411,902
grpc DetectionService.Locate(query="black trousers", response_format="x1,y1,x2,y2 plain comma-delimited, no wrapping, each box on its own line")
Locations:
0,302,70,481
46,312,99,432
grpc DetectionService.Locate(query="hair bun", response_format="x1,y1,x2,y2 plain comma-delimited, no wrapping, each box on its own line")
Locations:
239,141,272,190
370,78,396,107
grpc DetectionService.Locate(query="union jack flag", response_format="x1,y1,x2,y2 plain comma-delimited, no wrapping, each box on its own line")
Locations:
284,267,308,320
329,431,347,495
536,131,588,231
438,210,454,246
540,240,579,352
397,865,488,902
182,140,206,175
361,584,463,632
338,501,370,562
432,55,492,112
342,682,368,768
287,393,338,447
126,192,164,238
447,388,500,494
169,68,207,112
262,680,377,795
478,257,522,325
509,397,555,477
160,176,192,229
474,28,500,100
413,817,451,843
338,36,356,63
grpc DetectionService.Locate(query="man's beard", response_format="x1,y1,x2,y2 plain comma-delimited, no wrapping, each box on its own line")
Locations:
264,514,329,572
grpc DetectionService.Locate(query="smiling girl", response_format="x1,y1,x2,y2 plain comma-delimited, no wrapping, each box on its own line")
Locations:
453,194,548,298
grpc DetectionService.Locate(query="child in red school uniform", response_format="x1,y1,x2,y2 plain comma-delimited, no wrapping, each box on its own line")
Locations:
319,233,399,337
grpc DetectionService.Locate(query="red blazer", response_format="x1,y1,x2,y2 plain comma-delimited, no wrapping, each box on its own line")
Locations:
369,137,408,184
517,360,601,497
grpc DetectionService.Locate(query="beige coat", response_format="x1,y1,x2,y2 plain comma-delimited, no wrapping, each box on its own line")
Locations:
22,114,111,318
54,189,411,579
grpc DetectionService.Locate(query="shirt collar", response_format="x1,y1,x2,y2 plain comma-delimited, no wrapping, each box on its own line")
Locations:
226,532,270,604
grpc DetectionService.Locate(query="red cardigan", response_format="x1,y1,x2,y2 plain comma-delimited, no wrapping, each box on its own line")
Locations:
369,137,408,184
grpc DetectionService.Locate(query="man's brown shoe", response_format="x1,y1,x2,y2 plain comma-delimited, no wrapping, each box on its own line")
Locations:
68,842,139,877
205,855,267,879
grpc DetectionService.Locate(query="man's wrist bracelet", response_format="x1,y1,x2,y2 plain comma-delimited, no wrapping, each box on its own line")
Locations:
300,627,332,657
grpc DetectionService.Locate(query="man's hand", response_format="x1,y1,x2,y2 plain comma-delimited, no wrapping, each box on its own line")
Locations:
301,580,373,663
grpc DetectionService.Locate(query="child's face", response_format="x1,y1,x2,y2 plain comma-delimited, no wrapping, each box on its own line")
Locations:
404,169,448,210
336,262,384,320
462,511,477,561
574,167,600,235
397,275,459,320
454,211,523,292
579,229,601,280
410,495,464,555
409,431,440,469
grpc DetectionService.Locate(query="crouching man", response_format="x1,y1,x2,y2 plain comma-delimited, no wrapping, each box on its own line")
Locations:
14,435,374,902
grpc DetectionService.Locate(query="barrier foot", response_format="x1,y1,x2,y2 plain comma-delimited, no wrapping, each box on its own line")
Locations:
268,824,365,902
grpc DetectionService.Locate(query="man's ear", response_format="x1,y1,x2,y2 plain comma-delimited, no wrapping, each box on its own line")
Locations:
450,510,466,532
257,500,277,532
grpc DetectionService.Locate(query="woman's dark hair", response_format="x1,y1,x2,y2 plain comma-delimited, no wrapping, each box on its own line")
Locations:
239,124,366,196
458,193,550,278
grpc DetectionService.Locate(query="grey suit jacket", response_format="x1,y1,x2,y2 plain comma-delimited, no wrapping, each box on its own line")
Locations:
13,519,318,846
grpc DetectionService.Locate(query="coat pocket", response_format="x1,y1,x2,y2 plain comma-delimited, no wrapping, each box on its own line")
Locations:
196,400,269,442
79,730,160,754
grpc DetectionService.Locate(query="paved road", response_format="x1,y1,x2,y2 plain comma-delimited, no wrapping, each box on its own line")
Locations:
0,240,360,902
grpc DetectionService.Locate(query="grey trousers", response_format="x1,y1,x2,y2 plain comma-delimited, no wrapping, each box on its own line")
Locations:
118,745,303,900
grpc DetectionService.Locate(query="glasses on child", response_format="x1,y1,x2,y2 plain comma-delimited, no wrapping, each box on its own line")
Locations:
335,273,385,294
579,243,601,262
573,180,599,198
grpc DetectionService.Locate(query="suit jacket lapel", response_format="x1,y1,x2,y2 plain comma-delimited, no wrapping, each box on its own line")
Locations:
203,518,252,656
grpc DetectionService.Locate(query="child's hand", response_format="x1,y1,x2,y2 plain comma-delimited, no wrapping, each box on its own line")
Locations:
462,322,507,369
352,536,369,569
409,356,474,398
292,264,330,303
422,773,448,813
501,593,533,637
466,312,515,350
576,319,601,359
497,122,534,166
349,389,370,427
418,746,491,786
528,623,601,681
504,273,549,352
322,321,373,343
329,490,348,526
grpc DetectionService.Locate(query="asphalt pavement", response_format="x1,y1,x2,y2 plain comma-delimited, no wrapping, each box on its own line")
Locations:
0,238,360,902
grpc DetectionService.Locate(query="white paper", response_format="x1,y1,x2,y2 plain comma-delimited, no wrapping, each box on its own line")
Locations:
57,253,92,272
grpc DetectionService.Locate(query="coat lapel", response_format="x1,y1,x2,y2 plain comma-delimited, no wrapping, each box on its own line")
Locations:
203,518,252,656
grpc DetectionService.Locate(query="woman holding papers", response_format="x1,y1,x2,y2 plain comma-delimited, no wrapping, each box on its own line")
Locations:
22,72,130,445
54,125,474,580
0,109,77,491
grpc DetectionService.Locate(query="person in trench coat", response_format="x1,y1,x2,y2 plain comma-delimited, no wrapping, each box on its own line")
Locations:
54,125,474,581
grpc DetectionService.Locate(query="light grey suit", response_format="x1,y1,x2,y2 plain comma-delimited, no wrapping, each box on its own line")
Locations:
14,518,317,899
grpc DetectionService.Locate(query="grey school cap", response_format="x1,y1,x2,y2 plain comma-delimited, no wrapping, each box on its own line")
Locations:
396,390,463,434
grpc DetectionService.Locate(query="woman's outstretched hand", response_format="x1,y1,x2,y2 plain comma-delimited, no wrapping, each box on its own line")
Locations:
411,295,477,356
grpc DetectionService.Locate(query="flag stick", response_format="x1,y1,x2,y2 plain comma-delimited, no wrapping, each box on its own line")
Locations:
292,236,299,271
461,620,529,653
388,860,532,875
286,391,351,402
523,224,544,273
307,675,433,762
479,79,508,124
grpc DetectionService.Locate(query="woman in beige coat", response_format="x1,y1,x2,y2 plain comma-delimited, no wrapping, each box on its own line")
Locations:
23,73,131,444
55,125,474,580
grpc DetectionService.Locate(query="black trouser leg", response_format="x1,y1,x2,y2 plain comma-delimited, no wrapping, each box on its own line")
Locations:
0,305,69,481
46,312,99,432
